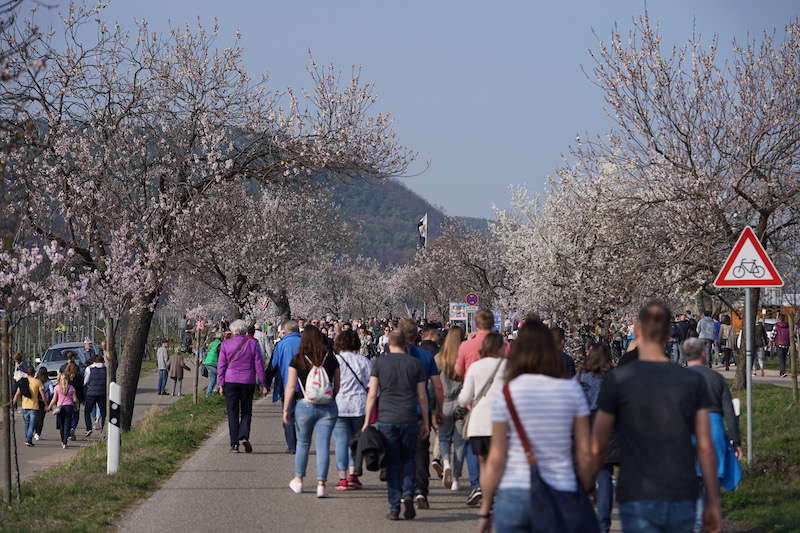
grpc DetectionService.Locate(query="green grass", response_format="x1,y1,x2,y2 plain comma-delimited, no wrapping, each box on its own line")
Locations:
0,395,226,533
723,383,800,532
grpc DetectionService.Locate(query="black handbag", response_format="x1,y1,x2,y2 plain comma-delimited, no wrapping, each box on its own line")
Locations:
502,383,599,533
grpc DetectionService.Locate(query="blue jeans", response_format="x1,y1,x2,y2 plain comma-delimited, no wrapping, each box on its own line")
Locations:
376,422,418,512
205,365,217,396
492,488,531,532
619,499,696,533
333,415,364,472
157,369,168,394
294,400,337,480
438,414,465,478
466,440,480,488
283,401,297,452
596,465,614,533
22,409,37,443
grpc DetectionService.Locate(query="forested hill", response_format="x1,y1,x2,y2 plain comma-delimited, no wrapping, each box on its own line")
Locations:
323,177,490,265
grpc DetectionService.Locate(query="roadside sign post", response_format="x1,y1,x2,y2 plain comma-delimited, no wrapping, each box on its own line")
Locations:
714,226,783,467
107,382,121,474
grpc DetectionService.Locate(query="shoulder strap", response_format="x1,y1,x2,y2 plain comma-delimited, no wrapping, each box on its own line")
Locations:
228,337,250,365
502,383,536,465
473,358,504,407
339,354,368,392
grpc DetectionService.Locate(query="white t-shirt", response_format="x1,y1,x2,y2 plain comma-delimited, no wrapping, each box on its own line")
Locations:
335,351,372,417
491,374,589,491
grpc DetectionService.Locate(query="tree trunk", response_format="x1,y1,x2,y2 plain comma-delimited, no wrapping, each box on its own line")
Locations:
104,317,116,434
272,288,291,323
117,302,157,431
0,312,11,504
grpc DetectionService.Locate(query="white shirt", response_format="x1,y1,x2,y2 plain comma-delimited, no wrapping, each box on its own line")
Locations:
335,351,372,417
156,346,169,370
458,357,506,437
491,374,589,491
253,330,269,361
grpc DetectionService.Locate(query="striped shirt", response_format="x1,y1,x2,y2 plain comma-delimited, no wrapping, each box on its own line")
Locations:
491,374,589,491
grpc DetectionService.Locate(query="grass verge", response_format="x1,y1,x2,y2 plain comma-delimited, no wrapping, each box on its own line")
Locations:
0,394,226,533
723,383,800,532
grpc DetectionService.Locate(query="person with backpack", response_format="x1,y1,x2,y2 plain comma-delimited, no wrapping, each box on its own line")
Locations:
82,354,107,437
12,365,46,446
283,325,340,498
218,319,268,453
363,328,430,521
332,329,371,491
458,332,507,507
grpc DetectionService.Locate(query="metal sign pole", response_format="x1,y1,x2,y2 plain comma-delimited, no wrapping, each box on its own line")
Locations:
745,288,753,466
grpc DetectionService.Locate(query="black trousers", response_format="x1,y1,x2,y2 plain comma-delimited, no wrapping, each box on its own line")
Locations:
84,395,106,431
415,418,430,496
776,345,789,375
224,382,255,446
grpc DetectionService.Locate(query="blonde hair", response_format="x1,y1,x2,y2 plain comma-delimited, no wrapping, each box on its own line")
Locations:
435,326,463,379
57,373,69,396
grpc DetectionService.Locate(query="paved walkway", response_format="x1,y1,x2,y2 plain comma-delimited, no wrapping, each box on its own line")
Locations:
117,400,622,533
718,367,796,389
13,365,198,480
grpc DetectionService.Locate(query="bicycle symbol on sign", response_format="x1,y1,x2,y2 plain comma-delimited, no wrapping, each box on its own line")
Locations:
732,259,765,279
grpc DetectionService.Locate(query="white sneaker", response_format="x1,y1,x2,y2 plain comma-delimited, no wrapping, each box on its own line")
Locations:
451,478,460,491
289,479,303,494
33,433,40,441
61,443,67,449
316,484,328,498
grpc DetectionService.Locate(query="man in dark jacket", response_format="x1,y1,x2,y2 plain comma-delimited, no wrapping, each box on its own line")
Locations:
83,354,107,437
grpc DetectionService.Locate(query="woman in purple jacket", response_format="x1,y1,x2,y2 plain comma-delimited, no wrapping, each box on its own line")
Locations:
218,319,267,452
774,314,791,378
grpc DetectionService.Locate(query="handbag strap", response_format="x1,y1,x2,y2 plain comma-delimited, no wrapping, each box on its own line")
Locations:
502,383,537,465
473,358,504,408
339,354,368,392
227,337,250,366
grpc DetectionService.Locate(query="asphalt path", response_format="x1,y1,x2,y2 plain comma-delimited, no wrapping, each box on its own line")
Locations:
117,400,622,533
13,366,185,480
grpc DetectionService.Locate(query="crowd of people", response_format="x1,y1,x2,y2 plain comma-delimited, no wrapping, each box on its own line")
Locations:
181,303,757,533
14,301,788,532
11,339,107,449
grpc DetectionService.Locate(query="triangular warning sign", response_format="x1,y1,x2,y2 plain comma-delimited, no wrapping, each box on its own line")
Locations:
713,226,783,287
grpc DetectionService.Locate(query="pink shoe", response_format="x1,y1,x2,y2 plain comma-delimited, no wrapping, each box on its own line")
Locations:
335,479,349,491
316,484,328,498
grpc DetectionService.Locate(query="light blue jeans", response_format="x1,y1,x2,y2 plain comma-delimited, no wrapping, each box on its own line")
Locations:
333,415,364,472
492,488,531,532
619,499,696,533
438,413,465,478
294,400,337,481
22,409,37,443
205,364,218,396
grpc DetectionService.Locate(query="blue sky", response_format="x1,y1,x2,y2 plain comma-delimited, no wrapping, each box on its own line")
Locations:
37,1,799,218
